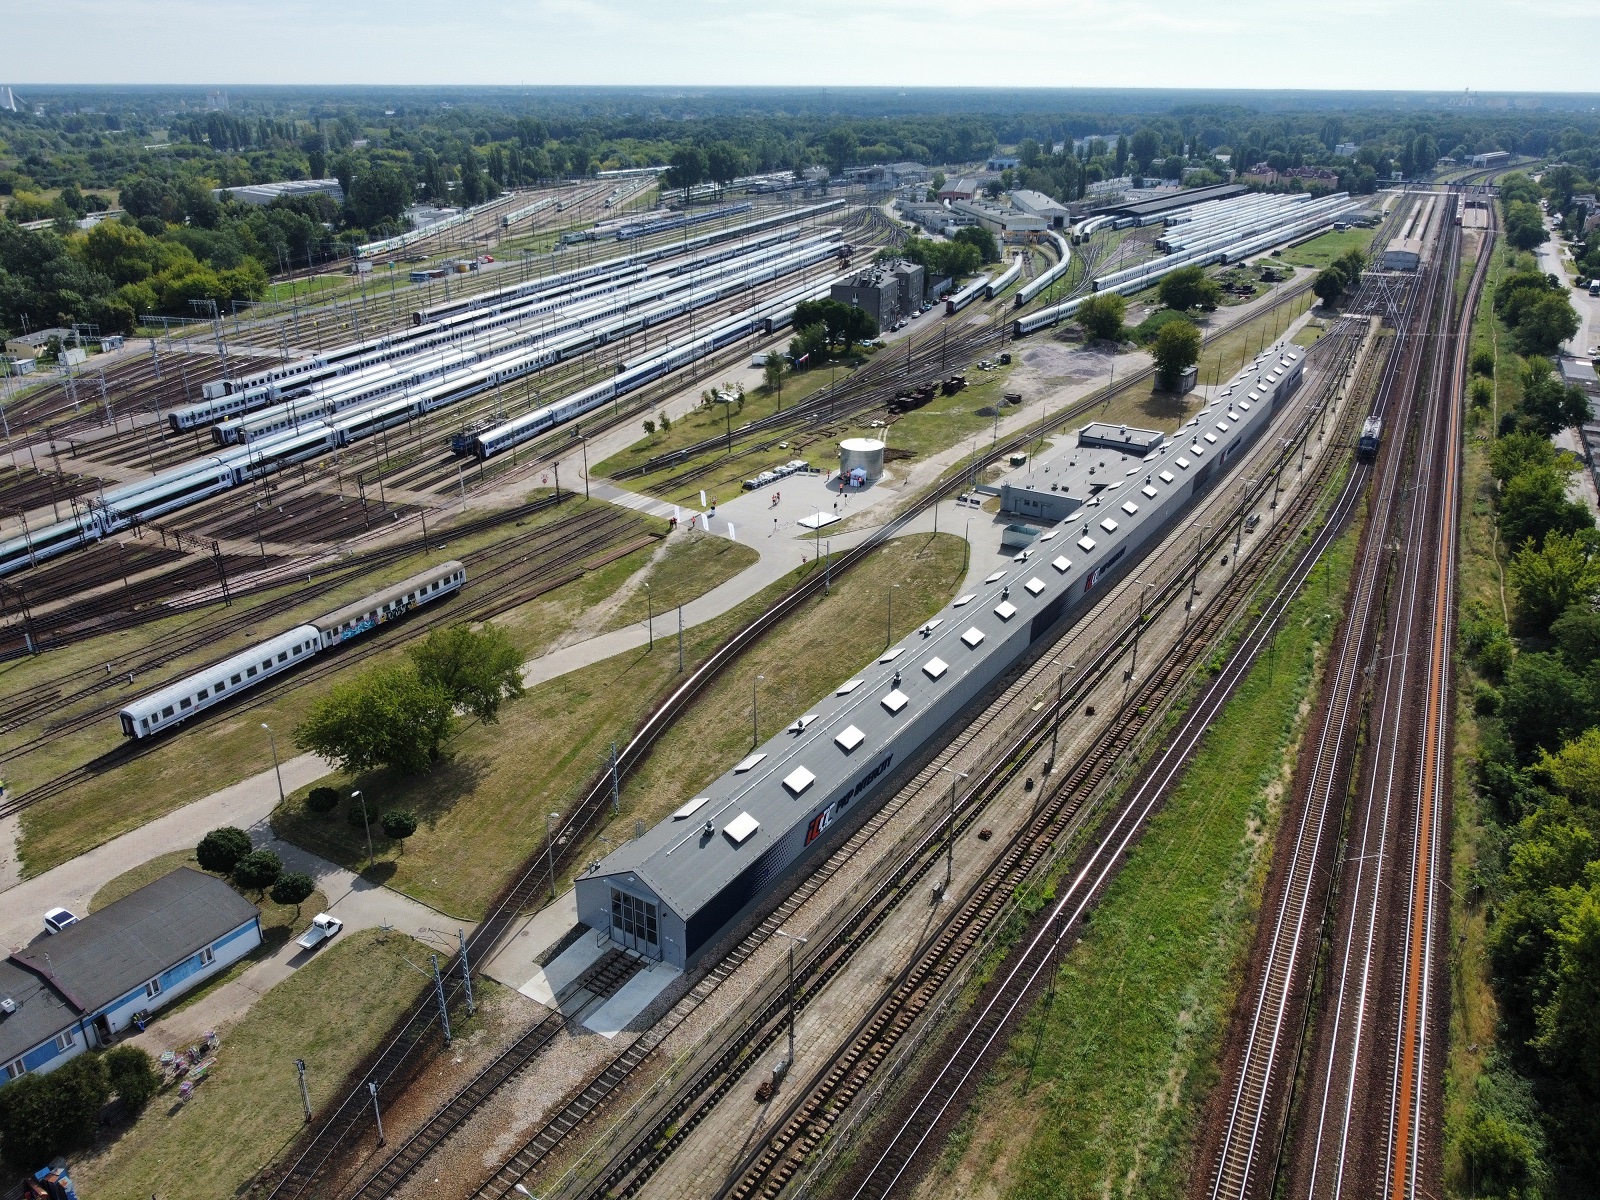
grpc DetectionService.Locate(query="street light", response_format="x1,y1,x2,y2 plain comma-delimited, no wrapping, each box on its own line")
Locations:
352,789,373,871
262,723,284,804
544,811,562,900
773,928,808,1071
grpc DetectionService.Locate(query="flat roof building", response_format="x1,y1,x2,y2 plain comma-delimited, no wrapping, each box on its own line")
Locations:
1470,150,1511,168
217,178,345,207
829,265,917,330
951,198,1046,236
2,869,261,1084
1008,189,1072,229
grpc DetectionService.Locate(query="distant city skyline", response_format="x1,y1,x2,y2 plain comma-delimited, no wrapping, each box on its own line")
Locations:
7,0,1598,93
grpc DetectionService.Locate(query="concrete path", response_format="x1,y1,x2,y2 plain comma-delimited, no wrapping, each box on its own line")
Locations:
0,754,329,935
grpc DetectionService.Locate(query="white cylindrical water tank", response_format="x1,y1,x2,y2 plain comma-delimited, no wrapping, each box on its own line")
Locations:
839,437,886,484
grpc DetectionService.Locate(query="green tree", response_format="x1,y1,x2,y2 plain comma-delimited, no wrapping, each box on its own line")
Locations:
663,145,707,200
1509,529,1600,631
1499,652,1595,761
104,1045,160,1113
269,870,316,909
763,352,786,395
196,826,253,875
380,809,419,840
952,225,1000,265
1535,882,1600,1088
1514,292,1581,357
0,1053,110,1167
1520,367,1590,434
347,163,410,229
822,127,858,174
1490,429,1562,485
1539,728,1600,808
1152,317,1203,390
1504,199,1547,251
1129,128,1162,173
306,786,340,814
1157,265,1221,311
788,322,827,369
294,664,456,775
1500,468,1593,552
408,624,526,724
705,142,745,190
232,848,282,895
1077,293,1126,342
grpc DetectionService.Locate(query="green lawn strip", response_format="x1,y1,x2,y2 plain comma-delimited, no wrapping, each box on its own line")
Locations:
600,532,758,632
272,533,965,918
12,499,665,877
1195,284,1319,388
934,524,1358,1200
1276,226,1377,271
69,928,429,1200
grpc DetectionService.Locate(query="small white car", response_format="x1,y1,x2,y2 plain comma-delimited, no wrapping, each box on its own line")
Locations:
43,908,79,935
295,913,343,950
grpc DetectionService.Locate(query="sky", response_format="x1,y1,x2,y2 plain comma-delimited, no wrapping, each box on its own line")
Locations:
7,0,1599,93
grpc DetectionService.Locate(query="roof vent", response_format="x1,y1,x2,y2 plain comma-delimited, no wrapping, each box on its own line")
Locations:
0,997,15,1016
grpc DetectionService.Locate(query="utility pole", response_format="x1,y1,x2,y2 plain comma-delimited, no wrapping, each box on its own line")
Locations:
677,605,684,673
458,930,474,1016
431,954,452,1044
368,1081,385,1147
941,766,969,888
773,929,808,1072
262,724,284,803
353,790,373,871
295,1058,311,1123
609,744,621,815
544,811,561,899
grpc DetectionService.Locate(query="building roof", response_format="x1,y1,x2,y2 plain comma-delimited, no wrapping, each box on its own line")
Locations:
587,345,1307,925
9,869,258,1015
1008,190,1072,218
1559,358,1598,388
0,959,78,1066
1096,183,1245,218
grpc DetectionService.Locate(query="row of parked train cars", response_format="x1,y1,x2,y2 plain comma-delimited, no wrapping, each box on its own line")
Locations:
116,560,465,738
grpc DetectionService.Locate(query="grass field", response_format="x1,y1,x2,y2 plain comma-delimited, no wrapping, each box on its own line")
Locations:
272,533,966,917
10,497,740,878
1277,227,1377,271
1195,284,1321,388
926,522,1359,1200
71,928,428,1200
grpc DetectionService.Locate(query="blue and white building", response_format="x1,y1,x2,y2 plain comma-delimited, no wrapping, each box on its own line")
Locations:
1,869,261,1083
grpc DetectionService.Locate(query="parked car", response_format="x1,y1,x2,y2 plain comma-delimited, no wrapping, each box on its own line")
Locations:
295,913,343,950
43,907,79,935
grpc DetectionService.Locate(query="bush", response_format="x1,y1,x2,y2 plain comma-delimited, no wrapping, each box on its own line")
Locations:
348,798,372,828
270,870,316,907
306,786,340,814
232,848,282,893
1471,346,1496,377
196,826,253,875
1156,265,1221,312
0,1053,109,1166
104,1045,159,1113
380,809,419,840
1468,377,1494,408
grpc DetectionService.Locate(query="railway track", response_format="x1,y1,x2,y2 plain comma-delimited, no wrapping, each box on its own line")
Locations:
1195,192,1440,1200
1281,192,1479,1200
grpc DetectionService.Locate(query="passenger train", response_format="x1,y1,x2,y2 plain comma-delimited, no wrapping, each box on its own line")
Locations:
117,561,466,738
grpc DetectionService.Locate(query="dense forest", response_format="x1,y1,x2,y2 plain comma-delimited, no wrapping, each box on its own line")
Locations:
2,87,1600,341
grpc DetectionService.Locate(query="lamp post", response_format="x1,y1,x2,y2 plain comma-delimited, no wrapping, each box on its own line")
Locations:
261,723,284,804
773,929,808,1070
940,766,969,888
577,433,590,501
752,675,764,748
353,789,373,871
544,811,561,900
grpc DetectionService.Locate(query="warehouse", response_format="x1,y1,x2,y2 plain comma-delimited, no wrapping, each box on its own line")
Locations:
1094,182,1246,223
1009,189,1073,229
576,344,1306,969
2,869,261,1083
216,178,345,207
951,198,1046,237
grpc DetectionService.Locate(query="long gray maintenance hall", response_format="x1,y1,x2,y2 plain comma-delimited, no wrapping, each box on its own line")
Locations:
576,342,1307,970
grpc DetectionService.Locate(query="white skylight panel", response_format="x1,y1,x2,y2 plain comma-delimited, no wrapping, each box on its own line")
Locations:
1159,470,1175,483
985,571,1007,584
1078,535,1097,551
783,766,816,795
1121,500,1138,515
673,796,710,819
1100,517,1119,533
837,678,864,695
953,593,976,607
882,688,910,714
734,752,766,773
1176,457,1190,469
835,724,866,752
995,600,1018,621
923,656,949,680
1025,577,1046,596
879,647,906,663
1052,555,1072,573
1142,485,1158,498
961,626,985,648
724,812,760,844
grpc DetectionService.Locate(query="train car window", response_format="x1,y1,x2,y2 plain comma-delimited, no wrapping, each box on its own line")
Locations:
292,645,302,656
198,688,209,700
180,698,192,710
262,660,272,670
231,674,242,684
247,666,257,677
162,706,174,717
277,652,288,663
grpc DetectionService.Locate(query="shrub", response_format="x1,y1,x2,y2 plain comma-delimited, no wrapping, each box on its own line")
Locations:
104,1045,159,1113
380,809,418,840
0,1053,110,1166
1077,293,1126,343
306,786,340,814
642,419,656,436
348,799,372,828
1468,377,1494,408
232,848,282,894
270,871,316,908
1470,346,1496,377
196,826,253,875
